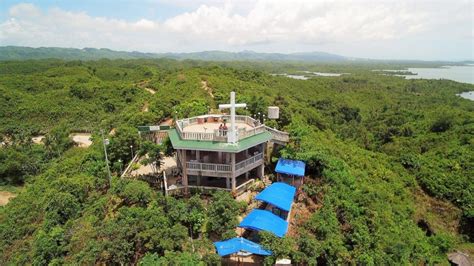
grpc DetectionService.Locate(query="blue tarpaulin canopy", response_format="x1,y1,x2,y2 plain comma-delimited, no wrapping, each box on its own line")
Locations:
275,158,306,177
214,237,272,257
255,182,296,212
239,209,288,238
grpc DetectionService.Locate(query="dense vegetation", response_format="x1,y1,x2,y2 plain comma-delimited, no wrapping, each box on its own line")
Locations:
0,58,472,264
0,46,348,62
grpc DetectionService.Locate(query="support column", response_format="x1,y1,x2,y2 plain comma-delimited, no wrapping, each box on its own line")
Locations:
259,164,264,180
231,153,236,192
196,150,200,161
182,150,188,194
264,142,270,163
218,151,223,163
226,177,230,189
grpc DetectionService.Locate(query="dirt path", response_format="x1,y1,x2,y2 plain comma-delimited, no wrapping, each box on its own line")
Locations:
160,118,174,126
142,101,149,112
136,80,156,94
144,88,156,94
32,135,45,144
71,133,92,148
201,80,214,98
0,191,16,206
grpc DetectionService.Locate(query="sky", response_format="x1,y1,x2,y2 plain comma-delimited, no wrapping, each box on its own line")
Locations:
0,0,472,61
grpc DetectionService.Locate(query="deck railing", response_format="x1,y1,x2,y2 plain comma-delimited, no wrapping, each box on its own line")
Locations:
186,161,232,172
238,125,266,140
175,115,268,142
166,185,231,196
176,115,290,143
265,126,290,143
186,152,263,174
235,152,263,171
235,178,255,195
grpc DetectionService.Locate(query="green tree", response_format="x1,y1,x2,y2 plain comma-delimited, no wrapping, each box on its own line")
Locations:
139,141,163,174
108,125,140,167
207,191,242,239
32,227,66,266
44,124,74,158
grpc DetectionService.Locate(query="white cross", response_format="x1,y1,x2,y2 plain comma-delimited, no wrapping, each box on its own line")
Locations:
219,91,246,143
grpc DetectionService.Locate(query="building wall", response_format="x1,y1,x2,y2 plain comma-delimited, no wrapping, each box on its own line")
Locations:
176,142,266,192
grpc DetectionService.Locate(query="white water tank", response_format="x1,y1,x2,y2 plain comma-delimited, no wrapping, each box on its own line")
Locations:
268,106,279,119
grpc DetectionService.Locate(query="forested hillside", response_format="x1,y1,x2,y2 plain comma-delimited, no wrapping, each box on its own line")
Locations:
0,46,348,62
0,58,472,264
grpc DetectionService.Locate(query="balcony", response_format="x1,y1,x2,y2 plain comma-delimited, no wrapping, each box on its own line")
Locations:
185,152,264,177
175,115,266,142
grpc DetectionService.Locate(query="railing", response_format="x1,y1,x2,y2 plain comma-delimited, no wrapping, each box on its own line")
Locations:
175,115,265,142
186,162,232,172
167,185,231,196
186,152,263,175
221,115,259,127
265,126,290,142
120,154,140,178
235,153,264,171
238,125,266,140
180,131,215,141
235,179,255,195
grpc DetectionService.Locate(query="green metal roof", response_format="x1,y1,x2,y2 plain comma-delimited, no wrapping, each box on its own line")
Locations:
168,129,272,153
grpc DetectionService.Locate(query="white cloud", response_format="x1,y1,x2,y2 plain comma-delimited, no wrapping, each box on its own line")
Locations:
0,0,472,59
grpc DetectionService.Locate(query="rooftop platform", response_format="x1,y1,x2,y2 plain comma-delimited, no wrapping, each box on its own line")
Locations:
168,128,272,153
182,117,254,133
176,115,266,142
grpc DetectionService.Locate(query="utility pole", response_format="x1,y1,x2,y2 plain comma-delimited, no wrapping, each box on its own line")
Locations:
101,130,112,186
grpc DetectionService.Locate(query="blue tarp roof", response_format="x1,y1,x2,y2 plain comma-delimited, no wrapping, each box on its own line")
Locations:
275,158,306,177
239,209,288,238
214,237,271,257
255,182,296,212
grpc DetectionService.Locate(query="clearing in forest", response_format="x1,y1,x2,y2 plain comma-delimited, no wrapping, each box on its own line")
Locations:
0,191,16,206
201,80,214,98
142,101,149,112
144,87,156,94
31,135,45,144
71,133,92,147
136,80,156,94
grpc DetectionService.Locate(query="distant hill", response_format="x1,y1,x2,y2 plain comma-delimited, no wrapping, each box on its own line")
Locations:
0,46,349,62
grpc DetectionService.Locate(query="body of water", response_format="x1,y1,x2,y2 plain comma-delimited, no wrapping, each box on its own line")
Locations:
376,65,474,101
404,65,474,84
270,73,308,80
301,71,346,77
457,91,474,101
271,71,346,80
